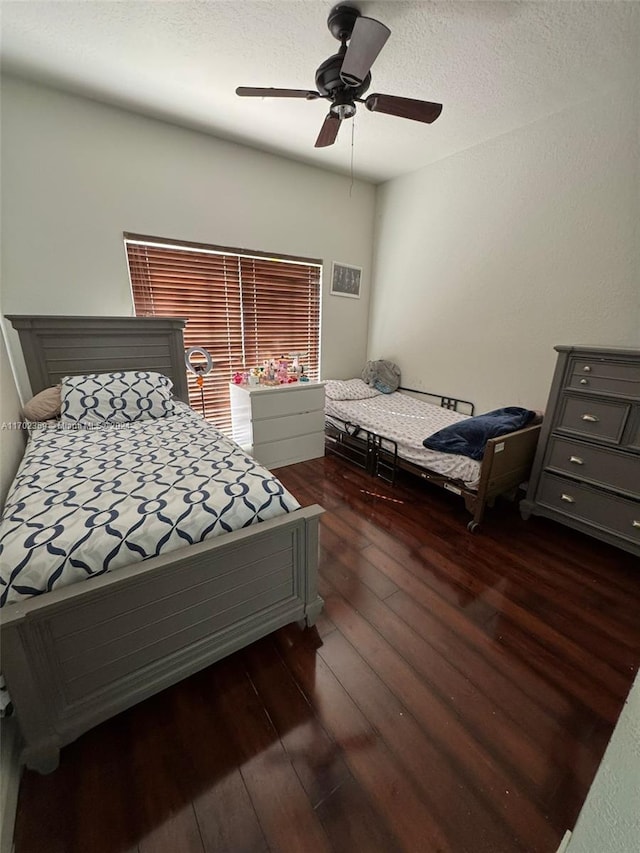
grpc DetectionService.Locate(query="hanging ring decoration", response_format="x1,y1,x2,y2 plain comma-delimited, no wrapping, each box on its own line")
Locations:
184,346,213,376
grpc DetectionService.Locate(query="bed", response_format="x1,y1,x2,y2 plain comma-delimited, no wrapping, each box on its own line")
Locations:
1,315,324,774
324,379,541,531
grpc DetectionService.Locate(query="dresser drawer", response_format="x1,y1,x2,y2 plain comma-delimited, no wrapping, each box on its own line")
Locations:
545,436,640,496
253,433,325,469
537,473,640,545
567,358,640,398
251,385,325,420
556,396,630,443
252,410,324,444
626,410,640,453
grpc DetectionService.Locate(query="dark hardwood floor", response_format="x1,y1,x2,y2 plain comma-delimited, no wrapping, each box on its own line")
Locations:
14,455,640,853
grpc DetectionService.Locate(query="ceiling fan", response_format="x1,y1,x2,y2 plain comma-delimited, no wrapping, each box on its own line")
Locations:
236,4,443,148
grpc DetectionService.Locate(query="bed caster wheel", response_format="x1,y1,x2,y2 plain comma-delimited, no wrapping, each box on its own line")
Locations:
467,521,480,533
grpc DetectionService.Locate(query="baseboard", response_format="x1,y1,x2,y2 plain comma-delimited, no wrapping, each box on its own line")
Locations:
1,719,22,853
556,830,572,853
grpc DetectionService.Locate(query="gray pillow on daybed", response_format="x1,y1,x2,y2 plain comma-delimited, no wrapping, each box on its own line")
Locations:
361,359,401,394
423,407,537,461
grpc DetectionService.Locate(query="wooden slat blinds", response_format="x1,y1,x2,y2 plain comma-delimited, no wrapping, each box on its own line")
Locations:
125,238,321,433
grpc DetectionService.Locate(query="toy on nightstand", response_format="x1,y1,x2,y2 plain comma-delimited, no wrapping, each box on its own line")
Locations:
288,352,307,376
277,357,289,384
263,360,277,383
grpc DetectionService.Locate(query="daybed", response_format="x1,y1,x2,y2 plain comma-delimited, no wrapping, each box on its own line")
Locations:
324,379,541,531
0,315,323,773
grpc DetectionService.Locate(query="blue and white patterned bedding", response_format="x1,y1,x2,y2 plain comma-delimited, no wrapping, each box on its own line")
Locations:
0,401,300,607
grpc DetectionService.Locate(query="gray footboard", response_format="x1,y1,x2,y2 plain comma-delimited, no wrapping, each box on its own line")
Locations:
1,505,324,773
463,424,542,529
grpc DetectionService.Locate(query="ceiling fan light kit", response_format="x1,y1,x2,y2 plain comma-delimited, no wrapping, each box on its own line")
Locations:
236,4,442,149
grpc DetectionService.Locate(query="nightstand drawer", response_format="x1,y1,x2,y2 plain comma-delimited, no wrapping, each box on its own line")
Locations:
254,433,325,469
252,410,324,444
557,396,629,443
567,358,640,398
251,385,325,419
537,473,640,544
546,436,640,496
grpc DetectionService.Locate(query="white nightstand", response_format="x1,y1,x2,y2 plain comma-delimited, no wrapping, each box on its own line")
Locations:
229,381,325,468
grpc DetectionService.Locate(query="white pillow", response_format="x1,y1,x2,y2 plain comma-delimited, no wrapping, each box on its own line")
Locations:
324,378,382,401
60,371,174,425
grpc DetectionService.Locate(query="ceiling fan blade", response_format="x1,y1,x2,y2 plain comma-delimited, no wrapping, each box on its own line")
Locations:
315,113,342,148
365,93,443,124
340,17,391,87
236,87,321,100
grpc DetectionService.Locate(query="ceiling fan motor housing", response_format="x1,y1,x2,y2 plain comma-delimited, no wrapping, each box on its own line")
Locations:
315,52,371,98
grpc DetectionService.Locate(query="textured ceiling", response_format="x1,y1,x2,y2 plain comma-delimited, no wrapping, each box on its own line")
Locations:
1,1,638,183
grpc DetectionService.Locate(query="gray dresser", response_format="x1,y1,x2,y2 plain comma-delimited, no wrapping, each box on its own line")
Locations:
521,346,640,557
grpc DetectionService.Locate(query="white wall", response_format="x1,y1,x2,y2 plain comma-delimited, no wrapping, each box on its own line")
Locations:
1,76,376,397
4,76,639,416
564,669,640,853
369,85,640,413
0,313,26,508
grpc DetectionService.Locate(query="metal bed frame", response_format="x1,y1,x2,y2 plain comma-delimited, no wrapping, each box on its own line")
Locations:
325,386,541,532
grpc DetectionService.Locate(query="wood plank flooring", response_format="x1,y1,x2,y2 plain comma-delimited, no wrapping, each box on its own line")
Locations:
14,455,640,853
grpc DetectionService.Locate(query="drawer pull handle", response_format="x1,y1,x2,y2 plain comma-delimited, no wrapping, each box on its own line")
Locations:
633,521,640,530
583,366,592,373
582,414,599,422
561,494,576,503
580,379,589,385
569,456,584,465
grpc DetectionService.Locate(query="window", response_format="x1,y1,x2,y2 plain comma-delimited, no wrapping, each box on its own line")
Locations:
125,233,322,433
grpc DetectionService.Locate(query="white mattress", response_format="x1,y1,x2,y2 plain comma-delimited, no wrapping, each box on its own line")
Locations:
326,392,481,489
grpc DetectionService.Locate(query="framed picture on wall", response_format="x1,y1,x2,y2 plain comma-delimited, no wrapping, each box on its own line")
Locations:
331,262,362,298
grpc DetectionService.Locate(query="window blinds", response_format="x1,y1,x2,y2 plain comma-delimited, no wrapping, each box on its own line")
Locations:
125,236,321,433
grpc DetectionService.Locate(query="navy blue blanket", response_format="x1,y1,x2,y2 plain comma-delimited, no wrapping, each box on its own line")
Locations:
423,407,537,461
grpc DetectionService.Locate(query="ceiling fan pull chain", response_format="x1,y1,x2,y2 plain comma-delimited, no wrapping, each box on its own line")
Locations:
349,117,355,197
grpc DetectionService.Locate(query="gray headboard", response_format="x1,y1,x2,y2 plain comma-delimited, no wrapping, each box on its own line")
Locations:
7,315,190,403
